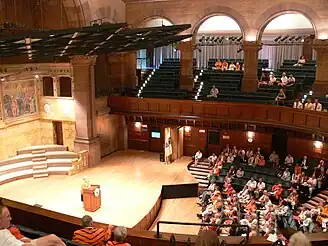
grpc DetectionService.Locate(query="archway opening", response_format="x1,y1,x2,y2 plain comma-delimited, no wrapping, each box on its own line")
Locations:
137,17,177,69
195,15,243,68
259,13,315,69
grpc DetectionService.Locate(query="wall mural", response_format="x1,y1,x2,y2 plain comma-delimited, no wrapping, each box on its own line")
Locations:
2,80,38,119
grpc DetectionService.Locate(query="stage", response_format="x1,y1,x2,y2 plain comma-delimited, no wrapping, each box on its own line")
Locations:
0,150,200,231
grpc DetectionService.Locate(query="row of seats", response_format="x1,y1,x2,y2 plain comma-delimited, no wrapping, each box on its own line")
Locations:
207,58,269,70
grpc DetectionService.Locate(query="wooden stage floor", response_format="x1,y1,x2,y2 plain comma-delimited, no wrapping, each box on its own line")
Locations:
0,150,199,230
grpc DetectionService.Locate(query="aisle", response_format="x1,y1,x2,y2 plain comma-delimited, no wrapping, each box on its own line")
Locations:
149,197,201,235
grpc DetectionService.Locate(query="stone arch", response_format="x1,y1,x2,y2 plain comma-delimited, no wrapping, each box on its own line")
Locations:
255,3,320,41
62,0,92,27
137,16,175,28
191,6,250,44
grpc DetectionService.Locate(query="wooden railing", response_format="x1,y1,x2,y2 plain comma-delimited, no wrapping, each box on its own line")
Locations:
108,96,328,136
69,150,89,175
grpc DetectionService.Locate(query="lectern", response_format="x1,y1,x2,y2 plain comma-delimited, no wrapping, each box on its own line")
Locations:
82,185,101,212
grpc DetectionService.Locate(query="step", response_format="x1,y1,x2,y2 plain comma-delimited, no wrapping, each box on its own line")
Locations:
17,145,68,155
193,174,208,180
33,169,49,175
33,164,48,170
190,170,209,177
308,200,319,206
189,167,211,174
303,203,315,210
322,190,328,196
32,157,47,162
32,149,46,155
312,196,325,203
189,164,210,170
318,193,328,200
33,173,49,178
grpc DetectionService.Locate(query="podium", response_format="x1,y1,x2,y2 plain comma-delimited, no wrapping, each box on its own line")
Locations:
82,185,101,212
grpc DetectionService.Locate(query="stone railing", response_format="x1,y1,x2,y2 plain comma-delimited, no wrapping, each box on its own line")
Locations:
69,150,89,175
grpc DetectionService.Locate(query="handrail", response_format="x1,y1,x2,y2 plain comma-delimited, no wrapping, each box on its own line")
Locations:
156,221,250,243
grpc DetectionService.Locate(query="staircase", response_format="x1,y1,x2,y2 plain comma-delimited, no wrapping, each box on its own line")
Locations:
188,159,211,189
299,189,328,210
31,150,48,178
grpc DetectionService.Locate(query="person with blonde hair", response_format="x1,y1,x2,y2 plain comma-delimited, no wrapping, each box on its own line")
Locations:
288,231,311,246
195,229,220,246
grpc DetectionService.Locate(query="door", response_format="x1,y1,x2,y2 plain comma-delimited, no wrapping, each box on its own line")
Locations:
271,129,287,167
177,127,184,158
53,121,64,145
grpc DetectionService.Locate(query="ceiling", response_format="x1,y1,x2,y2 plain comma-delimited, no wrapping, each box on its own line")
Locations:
0,23,191,60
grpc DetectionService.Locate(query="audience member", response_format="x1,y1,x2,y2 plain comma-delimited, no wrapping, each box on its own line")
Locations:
304,99,314,110
275,89,286,105
0,205,66,246
294,56,306,66
194,149,203,166
293,99,303,109
313,98,322,112
195,230,220,246
207,85,219,98
73,215,112,246
107,227,131,246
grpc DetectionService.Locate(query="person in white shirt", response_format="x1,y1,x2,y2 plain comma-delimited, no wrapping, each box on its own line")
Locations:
301,156,309,172
226,153,234,164
207,85,219,98
307,175,317,198
268,72,277,85
246,177,257,191
194,149,202,166
281,168,291,181
228,63,236,70
304,98,314,110
293,99,303,109
284,154,294,166
279,72,288,86
286,74,296,87
294,55,306,66
0,205,65,246
313,98,322,112
254,177,266,198
207,153,217,168
291,172,300,187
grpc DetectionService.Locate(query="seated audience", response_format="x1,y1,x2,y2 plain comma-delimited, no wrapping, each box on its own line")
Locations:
294,56,306,66
0,205,66,246
222,60,228,70
293,99,303,109
254,177,266,198
246,177,257,191
279,72,288,86
208,153,217,168
228,62,236,70
107,227,131,246
236,168,244,178
275,89,286,105
285,154,294,167
73,215,111,246
194,149,203,166
207,85,219,98
286,74,296,87
269,72,277,85
269,151,280,169
214,60,222,70
304,99,314,110
281,168,291,181
313,98,322,112
235,62,241,71
306,175,317,198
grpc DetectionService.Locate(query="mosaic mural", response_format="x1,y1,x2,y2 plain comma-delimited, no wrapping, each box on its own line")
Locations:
2,80,38,119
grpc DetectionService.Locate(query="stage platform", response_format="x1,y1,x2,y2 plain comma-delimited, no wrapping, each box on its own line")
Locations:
0,150,199,231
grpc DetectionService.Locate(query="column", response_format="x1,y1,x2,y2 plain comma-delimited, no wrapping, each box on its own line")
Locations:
303,35,314,60
108,52,138,94
177,41,194,91
117,115,128,150
70,55,101,167
0,80,3,121
53,77,60,97
241,41,262,92
312,39,328,96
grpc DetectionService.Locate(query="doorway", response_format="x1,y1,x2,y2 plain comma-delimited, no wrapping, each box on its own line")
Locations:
53,121,64,145
271,129,288,167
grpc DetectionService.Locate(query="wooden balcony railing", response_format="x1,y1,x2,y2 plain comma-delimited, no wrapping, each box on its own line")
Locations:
108,96,328,136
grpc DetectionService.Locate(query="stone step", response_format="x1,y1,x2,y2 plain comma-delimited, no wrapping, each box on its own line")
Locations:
33,173,49,179
312,196,325,203
318,193,328,200
190,170,209,177
308,200,318,206
33,164,48,170
193,174,208,180
189,164,210,170
32,149,46,155
189,167,210,174
322,190,328,196
303,203,315,210
32,157,47,162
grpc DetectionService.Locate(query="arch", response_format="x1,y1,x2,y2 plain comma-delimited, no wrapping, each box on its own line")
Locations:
138,16,174,28
191,6,249,43
255,3,320,41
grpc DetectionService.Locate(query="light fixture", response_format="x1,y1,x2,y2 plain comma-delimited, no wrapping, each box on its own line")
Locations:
35,74,39,79
0,77,5,81
135,122,142,128
247,131,254,139
199,129,206,133
314,141,323,149
309,91,313,96
184,126,191,133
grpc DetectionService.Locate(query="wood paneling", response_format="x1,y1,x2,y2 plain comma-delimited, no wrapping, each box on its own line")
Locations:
183,127,207,156
109,97,328,137
287,138,328,161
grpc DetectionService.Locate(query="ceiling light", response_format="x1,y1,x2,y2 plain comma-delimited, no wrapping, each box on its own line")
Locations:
0,77,4,81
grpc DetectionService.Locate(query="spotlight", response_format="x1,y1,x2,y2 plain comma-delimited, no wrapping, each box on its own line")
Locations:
0,77,4,81
314,141,323,149
35,74,39,79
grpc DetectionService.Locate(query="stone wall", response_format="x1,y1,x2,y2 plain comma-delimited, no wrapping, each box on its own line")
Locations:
125,0,328,41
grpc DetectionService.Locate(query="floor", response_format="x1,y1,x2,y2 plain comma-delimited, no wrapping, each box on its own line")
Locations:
0,150,198,229
149,197,201,235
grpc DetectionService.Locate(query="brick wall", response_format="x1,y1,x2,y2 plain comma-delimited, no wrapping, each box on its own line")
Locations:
125,0,328,41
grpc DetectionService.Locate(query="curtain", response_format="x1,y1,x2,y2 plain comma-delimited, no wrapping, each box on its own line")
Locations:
136,49,147,69
193,44,243,68
259,42,303,69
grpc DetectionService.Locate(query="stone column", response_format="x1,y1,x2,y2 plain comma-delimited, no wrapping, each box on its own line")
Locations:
108,52,137,94
303,35,314,60
241,41,262,92
70,55,101,167
117,115,128,150
313,39,328,96
177,41,194,91
53,77,60,97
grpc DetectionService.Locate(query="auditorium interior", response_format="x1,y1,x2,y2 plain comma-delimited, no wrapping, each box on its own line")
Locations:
0,0,328,246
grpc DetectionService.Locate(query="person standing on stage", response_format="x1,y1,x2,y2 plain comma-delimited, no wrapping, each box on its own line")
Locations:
81,177,91,203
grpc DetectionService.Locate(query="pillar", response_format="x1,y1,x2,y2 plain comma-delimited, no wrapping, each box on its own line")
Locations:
241,41,262,92
303,35,314,60
312,39,328,96
117,115,128,150
108,52,138,94
70,55,101,167
53,77,60,97
177,41,194,91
